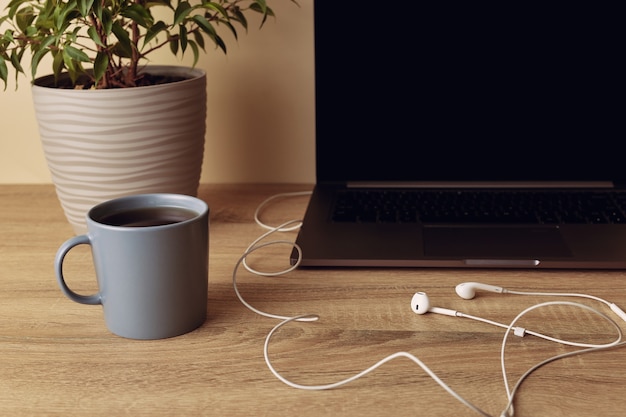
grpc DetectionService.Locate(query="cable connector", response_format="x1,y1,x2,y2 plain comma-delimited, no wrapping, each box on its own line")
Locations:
513,327,526,337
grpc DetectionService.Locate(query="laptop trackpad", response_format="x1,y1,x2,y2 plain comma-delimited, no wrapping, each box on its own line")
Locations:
423,226,572,258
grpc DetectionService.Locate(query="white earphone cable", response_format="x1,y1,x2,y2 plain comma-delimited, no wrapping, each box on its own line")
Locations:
234,191,493,415
505,288,609,305
253,191,312,232
499,301,626,417
263,316,492,417
232,220,317,322
233,191,626,417
457,310,621,349
504,288,626,323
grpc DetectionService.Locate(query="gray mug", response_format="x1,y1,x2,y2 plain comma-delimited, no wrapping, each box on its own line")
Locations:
54,194,209,339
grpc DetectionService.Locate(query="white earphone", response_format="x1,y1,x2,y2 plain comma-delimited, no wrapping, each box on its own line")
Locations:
411,292,458,317
453,281,626,323
455,281,505,299
411,289,528,337
411,282,626,338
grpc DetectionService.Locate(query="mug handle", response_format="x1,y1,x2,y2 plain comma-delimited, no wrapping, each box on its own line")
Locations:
54,235,102,305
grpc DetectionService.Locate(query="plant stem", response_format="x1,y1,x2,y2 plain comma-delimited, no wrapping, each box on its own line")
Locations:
127,1,142,86
90,10,109,89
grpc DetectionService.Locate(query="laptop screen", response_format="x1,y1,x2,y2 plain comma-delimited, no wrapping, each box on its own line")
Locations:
314,4,622,185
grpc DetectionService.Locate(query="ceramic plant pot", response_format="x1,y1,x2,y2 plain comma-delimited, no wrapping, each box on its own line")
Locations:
32,66,207,234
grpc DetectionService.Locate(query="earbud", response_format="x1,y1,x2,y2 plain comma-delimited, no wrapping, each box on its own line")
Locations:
410,292,458,317
455,282,505,299
455,281,626,324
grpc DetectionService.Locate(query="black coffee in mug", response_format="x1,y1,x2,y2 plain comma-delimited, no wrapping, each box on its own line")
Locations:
99,206,198,227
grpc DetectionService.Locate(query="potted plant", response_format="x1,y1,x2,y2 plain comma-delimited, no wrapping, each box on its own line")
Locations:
0,0,295,233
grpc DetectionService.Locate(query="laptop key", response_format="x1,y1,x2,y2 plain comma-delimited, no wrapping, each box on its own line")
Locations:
331,189,626,225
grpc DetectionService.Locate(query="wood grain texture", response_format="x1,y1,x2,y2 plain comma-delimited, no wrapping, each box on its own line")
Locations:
1,184,625,417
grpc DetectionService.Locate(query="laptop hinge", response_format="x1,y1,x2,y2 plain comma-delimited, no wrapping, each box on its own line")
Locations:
346,181,615,189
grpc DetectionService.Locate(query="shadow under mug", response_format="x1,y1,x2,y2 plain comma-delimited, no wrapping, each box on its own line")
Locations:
54,193,209,340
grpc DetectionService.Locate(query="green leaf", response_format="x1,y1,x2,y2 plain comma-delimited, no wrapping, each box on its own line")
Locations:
15,7,35,32
192,29,205,52
31,37,57,79
54,0,73,31
143,20,167,46
62,46,86,84
173,1,192,26
69,26,81,43
10,49,25,74
1,28,13,42
63,45,91,62
52,50,65,81
93,0,102,21
121,4,154,28
35,35,58,54
229,8,247,33
220,20,238,41
31,48,49,79
24,25,38,37
87,25,105,47
62,52,79,84
147,0,173,8
93,52,108,83
169,37,179,55
250,2,275,28
191,15,216,37
203,2,228,17
251,0,268,14
101,9,113,36
77,0,94,17
0,56,8,90
191,15,226,53
111,21,133,57
7,0,27,19
211,34,226,54
40,0,56,22
179,25,187,53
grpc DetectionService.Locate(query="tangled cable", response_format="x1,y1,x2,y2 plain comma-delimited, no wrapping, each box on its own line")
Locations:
232,191,626,417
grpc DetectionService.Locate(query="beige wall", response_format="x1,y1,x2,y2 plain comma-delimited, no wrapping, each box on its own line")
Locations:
0,1,315,184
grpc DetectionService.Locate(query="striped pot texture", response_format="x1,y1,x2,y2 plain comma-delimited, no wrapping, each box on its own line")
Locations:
32,66,207,234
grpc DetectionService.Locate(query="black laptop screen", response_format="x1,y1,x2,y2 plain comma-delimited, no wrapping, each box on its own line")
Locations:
314,4,623,184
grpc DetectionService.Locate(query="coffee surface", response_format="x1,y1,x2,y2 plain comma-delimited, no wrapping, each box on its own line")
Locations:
98,206,197,227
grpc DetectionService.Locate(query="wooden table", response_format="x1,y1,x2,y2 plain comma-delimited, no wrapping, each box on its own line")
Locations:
1,184,625,417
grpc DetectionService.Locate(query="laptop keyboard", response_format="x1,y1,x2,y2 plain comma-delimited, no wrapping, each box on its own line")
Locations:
331,189,626,224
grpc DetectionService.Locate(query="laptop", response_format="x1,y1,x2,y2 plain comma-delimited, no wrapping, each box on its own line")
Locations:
292,3,626,269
